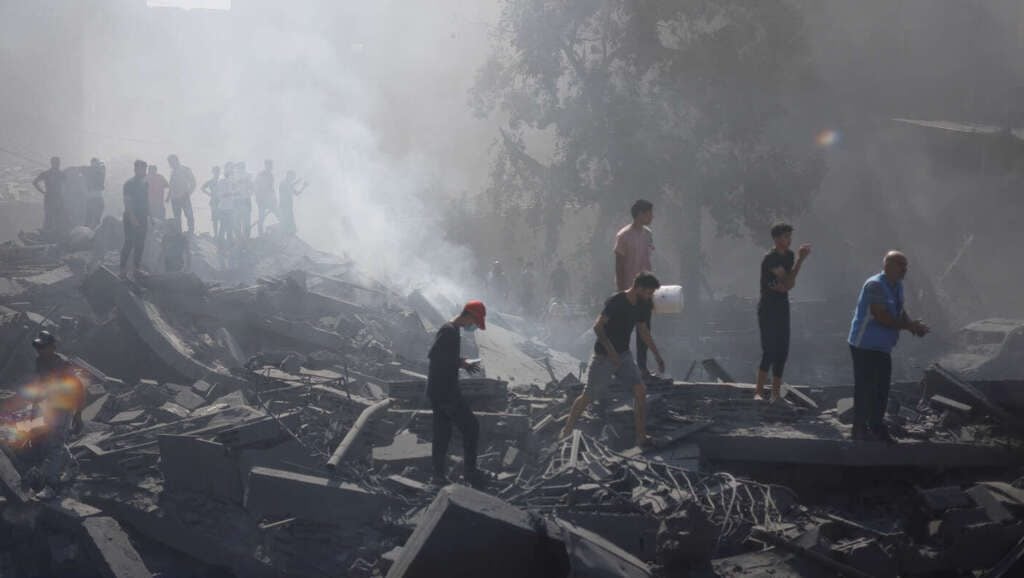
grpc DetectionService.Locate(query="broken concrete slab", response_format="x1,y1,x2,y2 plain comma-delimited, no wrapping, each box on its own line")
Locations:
0,448,31,503
556,511,658,562
930,394,972,415
386,485,568,578
258,315,347,351
387,410,530,441
387,378,509,405
372,432,432,470
697,434,1024,468
553,517,652,578
101,268,247,389
80,516,153,578
967,485,1015,523
107,409,146,426
159,434,244,502
81,394,111,423
245,467,393,525
153,402,190,422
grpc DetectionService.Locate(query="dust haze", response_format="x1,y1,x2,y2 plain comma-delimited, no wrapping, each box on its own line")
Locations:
3,0,1024,355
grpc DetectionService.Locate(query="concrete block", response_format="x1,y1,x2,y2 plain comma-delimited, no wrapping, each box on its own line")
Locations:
967,485,1015,523
213,411,299,448
154,402,190,422
108,410,146,426
946,521,1024,570
215,327,247,368
556,511,658,561
171,387,207,412
159,434,244,502
385,474,429,494
918,486,972,513
80,516,153,578
386,485,568,578
836,398,854,424
191,379,215,397
245,467,392,525
931,394,972,414
830,538,897,578
502,446,521,470
553,517,652,578
0,449,31,503
373,432,432,469
82,394,111,423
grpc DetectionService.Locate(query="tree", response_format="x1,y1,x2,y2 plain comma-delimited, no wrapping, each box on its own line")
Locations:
472,0,825,308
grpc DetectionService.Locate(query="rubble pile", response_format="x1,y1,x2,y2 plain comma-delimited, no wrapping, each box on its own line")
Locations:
1,230,1024,576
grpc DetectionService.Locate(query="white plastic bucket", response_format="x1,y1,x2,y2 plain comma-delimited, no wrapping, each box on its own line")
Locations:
653,285,684,314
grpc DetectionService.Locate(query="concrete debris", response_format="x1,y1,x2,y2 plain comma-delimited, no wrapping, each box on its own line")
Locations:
4,219,1024,578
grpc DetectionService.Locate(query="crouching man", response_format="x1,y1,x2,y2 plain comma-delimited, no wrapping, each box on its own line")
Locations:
31,331,85,499
428,300,488,488
561,272,665,448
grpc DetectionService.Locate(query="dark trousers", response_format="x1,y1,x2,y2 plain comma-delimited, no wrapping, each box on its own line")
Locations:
636,315,652,372
758,301,791,377
171,196,194,233
257,200,275,236
850,345,892,435
120,220,147,271
85,197,104,228
241,199,252,239
431,394,479,477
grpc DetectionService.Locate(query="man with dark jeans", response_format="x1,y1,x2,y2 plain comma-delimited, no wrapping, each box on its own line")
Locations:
615,200,656,377
428,300,487,488
755,223,811,402
847,251,929,443
168,155,196,234
121,160,150,279
85,158,105,228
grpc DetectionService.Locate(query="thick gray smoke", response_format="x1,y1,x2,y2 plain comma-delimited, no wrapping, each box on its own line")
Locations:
0,0,500,302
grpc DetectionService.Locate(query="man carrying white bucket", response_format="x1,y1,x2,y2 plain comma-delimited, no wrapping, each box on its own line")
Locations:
561,272,665,448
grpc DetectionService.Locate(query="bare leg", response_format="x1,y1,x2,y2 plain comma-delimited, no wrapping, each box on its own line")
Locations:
771,375,783,402
754,369,768,400
560,393,591,438
632,381,648,446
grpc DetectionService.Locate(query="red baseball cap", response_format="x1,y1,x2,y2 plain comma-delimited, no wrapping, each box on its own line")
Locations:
463,300,486,330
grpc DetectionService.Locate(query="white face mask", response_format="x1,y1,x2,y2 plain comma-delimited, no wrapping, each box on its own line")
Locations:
464,323,478,333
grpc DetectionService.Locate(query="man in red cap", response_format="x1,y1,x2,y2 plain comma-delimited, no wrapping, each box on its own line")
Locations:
427,300,487,488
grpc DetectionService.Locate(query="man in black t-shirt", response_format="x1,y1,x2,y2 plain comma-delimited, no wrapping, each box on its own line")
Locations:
121,160,150,279
427,300,487,488
755,223,810,401
561,272,665,447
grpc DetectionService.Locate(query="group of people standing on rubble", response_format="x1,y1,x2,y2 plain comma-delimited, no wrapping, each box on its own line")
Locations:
32,156,107,233
199,159,308,244
431,198,934,489
33,154,308,279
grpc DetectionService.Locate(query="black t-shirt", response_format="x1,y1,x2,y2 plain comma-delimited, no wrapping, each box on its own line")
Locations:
427,322,461,399
594,292,652,356
123,175,149,220
36,353,72,380
760,249,795,305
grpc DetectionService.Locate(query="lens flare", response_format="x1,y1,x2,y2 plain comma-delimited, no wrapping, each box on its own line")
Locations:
816,129,839,148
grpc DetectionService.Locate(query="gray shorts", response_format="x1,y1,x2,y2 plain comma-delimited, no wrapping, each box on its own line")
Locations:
583,352,643,400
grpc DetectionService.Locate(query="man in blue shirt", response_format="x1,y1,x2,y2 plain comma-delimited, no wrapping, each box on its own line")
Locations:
847,251,929,443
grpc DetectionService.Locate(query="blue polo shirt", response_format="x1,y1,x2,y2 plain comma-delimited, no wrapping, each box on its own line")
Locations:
848,273,904,353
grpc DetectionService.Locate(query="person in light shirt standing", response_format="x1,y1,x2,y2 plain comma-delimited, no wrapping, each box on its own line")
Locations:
614,199,656,379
